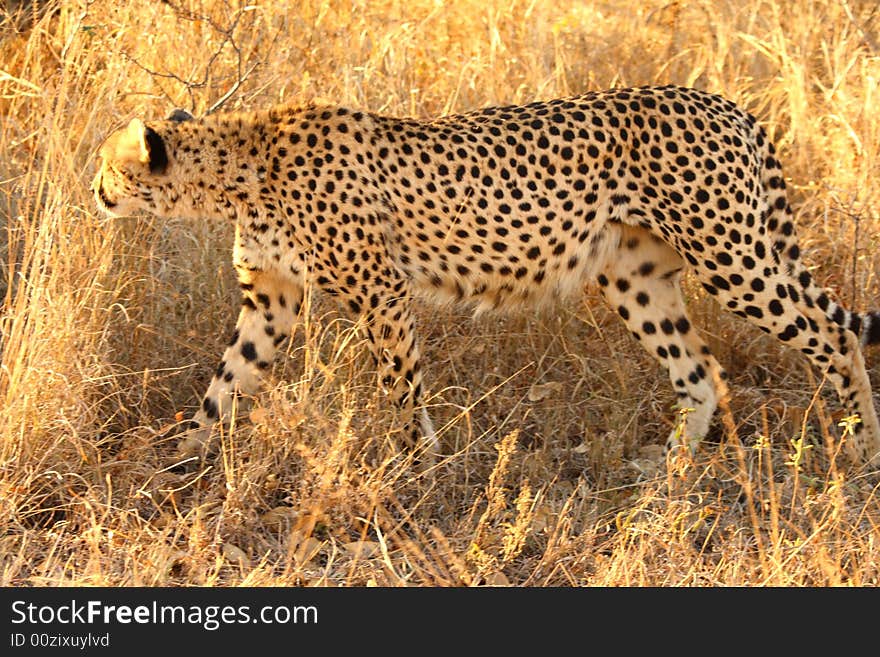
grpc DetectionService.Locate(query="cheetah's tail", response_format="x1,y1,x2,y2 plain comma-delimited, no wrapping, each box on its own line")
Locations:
757,124,880,347
829,305,880,347
861,313,880,346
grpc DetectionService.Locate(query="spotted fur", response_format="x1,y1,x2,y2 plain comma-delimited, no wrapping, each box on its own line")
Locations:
93,86,880,464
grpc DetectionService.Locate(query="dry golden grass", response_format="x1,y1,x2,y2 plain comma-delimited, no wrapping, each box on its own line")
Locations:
1,0,880,587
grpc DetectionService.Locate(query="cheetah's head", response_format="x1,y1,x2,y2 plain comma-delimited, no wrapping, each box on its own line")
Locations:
92,110,193,217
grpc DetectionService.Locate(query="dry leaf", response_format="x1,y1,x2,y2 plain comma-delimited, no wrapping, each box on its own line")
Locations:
636,445,665,461
151,513,174,529
222,543,251,568
343,540,380,559
629,445,665,477
176,437,202,458
483,572,510,586
528,381,562,402
292,537,323,565
531,508,555,533
176,427,210,458
261,506,297,528
249,407,268,424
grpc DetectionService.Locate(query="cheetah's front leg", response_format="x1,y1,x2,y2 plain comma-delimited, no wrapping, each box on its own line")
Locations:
178,268,303,458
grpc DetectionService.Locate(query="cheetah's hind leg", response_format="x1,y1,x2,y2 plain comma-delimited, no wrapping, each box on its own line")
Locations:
598,225,729,455
359,282,440,464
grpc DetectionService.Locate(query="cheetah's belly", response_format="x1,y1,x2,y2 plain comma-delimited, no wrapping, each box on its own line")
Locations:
398,207,622,313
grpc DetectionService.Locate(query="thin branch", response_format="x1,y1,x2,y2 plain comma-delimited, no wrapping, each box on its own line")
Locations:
205,62,260,116
121,0,262,115
826,191,876,310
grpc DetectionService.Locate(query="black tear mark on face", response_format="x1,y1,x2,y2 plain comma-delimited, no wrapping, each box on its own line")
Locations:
144,127,168,174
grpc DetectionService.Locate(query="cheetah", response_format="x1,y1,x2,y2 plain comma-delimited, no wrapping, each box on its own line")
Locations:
93,85,880,465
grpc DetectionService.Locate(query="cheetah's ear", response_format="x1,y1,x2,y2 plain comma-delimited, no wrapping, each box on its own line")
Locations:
167,108,194,123
124,118,168,174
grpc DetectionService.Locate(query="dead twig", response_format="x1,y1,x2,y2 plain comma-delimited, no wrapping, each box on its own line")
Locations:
121,0,262,116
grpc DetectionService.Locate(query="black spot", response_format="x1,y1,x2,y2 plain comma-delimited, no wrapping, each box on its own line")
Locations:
202,396,219,420
710,275,730,291
241,341,258,361
778,324,799,341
